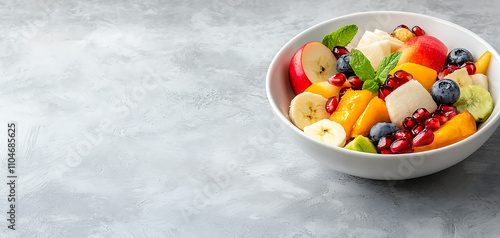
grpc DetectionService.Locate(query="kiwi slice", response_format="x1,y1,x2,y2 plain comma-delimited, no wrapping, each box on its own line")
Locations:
454,85,494,122
344,135,377,153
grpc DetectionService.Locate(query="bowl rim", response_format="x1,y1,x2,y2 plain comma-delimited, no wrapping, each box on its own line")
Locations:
266,10,500,159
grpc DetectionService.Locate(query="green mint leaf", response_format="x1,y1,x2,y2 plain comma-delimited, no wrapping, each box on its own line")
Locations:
322,24,358,50
362,80,380,93
349,49,376,81
375,51,402,84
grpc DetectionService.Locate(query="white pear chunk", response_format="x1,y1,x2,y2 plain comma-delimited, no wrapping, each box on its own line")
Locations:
385,80,438,129
470,73,489,91
356,31,403,52
357,40,392,70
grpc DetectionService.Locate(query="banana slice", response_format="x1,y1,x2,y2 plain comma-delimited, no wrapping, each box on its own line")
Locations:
289,92,330,130
470,73,489,91
444,68,473,87
453,85,494,122
304,119,346,147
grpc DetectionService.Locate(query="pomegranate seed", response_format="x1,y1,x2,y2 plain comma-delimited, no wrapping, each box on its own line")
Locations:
448,64,459,70
424,117,441,131
386,73,410,90
411,124,425,137
385,75,396,88
412,108,431,123
460,62,476,75
328,73,347,87
438,104,458,113
412,129,435,147
380,149,393,154
393,24,410,31
444,110,457,120
378,85,393,101
332,46,350,59
403,117,417,131
390,138,414,154
377,135,395,151
437,66,456,80
393,130,412,142
325,96,339,114
394,70,413,82
411,25,426,36
432,112,449,125
339,87,350,100
347,76,364,90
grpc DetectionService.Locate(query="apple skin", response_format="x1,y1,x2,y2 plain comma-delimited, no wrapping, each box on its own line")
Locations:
396,35,448,73
289,43,313,95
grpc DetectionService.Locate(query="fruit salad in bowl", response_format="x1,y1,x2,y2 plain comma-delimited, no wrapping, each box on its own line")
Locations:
266,11,500,179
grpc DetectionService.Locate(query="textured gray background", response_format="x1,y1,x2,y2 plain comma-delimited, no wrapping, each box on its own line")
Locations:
1,0,500,237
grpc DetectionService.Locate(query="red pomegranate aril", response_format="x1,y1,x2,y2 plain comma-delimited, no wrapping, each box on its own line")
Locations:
403,117,417,131
377,135,394,151
385,75,396,88
332,46,350,59
432,112,449,125
438,104,458,113
424,117,441,131
394,70,413,82
390,138,414,154
325,96,340,114
378,85,393,101
411,25,426,36
460,62,476,75
448,64,459,70
380,149,393,154
394,24,410,31
411,124,425,137
413,108,431,123
328,73,347,87
413,129,434,147
348,76,364,90
444,110,457,120
339,87,350,100
393,130,412,141
438,66,456,80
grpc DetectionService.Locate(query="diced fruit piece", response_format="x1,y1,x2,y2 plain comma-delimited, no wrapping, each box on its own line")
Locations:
377,135,395,151
390,63,437,92
332,46,350,59
413,111,477,152
385,80,438,129
351,97,391,138
304,81,345,99
413,108,431,123
357,40,392,69
390,138,414,154
411,26,425,36
329,89,373,137
438,65,456,80
424,118,440,131
369,122,399,145
357,30,403,52
325,96,340,114
413,129,434,147
336,54,355,78
304,119,346,147
393,130,412,141
328,73,347,87
475,51,492,74
397,35,448,73
289,42,338,94
431,79,460,105
443,68,472,88
391,28,416,42
446,48,474,66
403,117,417,130
460,62,476,75
347,76,364,90
344,135,378,153
453,85,494,122
289,92,330,130
470,74,489,90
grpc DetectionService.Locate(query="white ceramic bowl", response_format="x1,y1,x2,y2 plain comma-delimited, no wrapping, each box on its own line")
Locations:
266,11,500,180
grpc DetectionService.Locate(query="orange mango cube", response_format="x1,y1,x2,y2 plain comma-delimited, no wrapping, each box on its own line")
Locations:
351,96,391,138
329,89,372,137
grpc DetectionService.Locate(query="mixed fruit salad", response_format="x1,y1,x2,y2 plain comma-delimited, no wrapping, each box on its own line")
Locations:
288,24,494,154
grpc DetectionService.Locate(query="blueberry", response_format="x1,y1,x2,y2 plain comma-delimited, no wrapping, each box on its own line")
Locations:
446,48,474,66
369,122,399,145
431,79,460,105
336,54,355,78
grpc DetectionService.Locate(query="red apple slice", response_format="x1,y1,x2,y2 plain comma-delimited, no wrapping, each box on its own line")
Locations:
289,42,338,95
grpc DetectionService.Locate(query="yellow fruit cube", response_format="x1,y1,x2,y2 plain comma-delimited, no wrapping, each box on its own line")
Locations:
475,51,492,75
351,97,391,138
